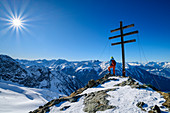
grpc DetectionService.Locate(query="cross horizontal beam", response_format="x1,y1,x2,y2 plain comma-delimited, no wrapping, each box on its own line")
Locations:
110,24,134,33
109,30,138,40
111,39,136,46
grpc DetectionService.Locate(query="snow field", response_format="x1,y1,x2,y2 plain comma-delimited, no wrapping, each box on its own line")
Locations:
105,86,166,113
50,96,85,113
49,76,168,113
0,81,61,113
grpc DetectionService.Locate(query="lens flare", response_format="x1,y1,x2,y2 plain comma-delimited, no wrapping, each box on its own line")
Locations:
12,18,22,27
0,0,30,35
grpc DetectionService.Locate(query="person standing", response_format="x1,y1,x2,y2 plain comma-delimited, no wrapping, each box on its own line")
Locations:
108,56,116,75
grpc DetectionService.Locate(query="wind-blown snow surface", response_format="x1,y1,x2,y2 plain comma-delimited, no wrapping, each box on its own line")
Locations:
49,77,168,113
0,81,61,113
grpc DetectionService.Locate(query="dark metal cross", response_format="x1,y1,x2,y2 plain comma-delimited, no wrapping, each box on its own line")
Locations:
109,21,138,77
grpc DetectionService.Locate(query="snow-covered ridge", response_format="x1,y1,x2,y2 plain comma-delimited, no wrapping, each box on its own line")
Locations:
31,75,169,113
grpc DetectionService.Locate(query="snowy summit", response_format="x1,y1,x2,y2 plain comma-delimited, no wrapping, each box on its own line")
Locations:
31,75,170,113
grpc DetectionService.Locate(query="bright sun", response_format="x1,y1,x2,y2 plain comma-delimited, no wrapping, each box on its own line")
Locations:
0,1,29,34
12,18,22,27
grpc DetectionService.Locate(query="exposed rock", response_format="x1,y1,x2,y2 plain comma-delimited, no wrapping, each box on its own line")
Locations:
70,87,87,97
60,106,70,111
83,89,116,113
157,91,170,110
115,81,127,86
30,73,117,113
38,106,43,109
148,105,161,113
30,74,169,113
30,94,85,113
104,74,110,79
148,111,155,113
136,102,146,111
70,74,114,99
136,102,145,108
68,95,83,103
134,81,139,85
152,105,161,113
87,79,96,88
146,84,159,91
114,77,148,90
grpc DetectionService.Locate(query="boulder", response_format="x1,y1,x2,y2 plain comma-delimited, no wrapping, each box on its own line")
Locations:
87,79,96,88
83,90,116,113
151,105,161,113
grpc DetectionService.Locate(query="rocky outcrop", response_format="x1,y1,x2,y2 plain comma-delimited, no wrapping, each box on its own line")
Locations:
83,89,117,113
0,55,31,83
157,91,170,111
30,94,85,113
30,88,117,113
148,105,161,113
86,79,96,88
30,74,170,113
30,74,116,113
70,74,117,97
114,76,148,89
136,102,146,111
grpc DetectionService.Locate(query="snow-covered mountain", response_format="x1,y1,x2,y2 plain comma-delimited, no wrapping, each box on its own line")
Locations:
17,58,170,91
0,80,59,113
0,54,169,92
0,55,83,96
31,75,170,113
0,55,170,113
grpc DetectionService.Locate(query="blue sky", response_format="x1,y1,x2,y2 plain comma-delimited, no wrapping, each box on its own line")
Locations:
0,0,169,62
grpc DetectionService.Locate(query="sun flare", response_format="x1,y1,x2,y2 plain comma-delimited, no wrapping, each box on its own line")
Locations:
12,18,22,27
0,0,30,35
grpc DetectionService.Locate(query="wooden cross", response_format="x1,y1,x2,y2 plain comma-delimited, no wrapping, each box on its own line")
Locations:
109,21,138,77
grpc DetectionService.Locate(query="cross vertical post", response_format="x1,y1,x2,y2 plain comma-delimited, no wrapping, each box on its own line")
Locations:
120,21,126,77
109,21,138,77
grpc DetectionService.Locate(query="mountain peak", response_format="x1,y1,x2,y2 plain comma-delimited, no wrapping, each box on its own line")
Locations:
30,75,170,113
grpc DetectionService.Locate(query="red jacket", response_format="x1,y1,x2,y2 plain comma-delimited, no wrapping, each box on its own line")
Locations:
110,59,116,66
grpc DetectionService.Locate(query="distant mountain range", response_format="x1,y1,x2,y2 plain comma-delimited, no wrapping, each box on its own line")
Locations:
0,54,170,93
17,57,170,91
0,55,83,96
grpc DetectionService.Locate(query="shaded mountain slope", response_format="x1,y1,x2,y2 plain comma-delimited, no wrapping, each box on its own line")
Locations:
0,55,83,96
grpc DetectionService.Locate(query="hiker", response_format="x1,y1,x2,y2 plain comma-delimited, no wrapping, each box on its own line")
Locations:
108,56,116,75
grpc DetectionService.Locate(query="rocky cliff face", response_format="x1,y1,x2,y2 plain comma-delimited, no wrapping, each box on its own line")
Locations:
0,55,83,95
0,55,31,83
